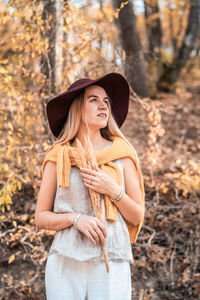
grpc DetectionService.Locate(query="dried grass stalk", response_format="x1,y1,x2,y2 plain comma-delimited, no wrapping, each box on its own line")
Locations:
76,134,110,273
75,138,87,168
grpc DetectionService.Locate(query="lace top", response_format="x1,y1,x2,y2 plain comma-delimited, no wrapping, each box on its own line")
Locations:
48,142,134,264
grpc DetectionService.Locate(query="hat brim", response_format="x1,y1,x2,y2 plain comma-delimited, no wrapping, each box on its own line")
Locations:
47,72,130,137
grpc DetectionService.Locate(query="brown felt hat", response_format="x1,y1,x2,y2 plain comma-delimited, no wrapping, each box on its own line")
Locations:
46,72,130,137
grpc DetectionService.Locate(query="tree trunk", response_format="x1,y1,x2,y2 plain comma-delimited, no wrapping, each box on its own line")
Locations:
55,0,64,91
41,0,64,141
168,1,177,53
41,0,64,94
157,0,200,92
112,0,149,97
41,0,56,95
144,0,162,58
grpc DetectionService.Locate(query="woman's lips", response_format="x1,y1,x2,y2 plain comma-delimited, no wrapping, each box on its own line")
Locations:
97,113,107,118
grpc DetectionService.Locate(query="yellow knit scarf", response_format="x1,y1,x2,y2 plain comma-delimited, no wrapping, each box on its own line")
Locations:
41,136,145,244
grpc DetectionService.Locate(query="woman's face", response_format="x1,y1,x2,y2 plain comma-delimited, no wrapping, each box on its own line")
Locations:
82,85,110,130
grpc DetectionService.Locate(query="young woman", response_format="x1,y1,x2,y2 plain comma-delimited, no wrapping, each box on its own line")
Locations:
35,72,145,300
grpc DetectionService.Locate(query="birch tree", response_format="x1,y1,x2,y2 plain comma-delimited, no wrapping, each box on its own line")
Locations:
41,0,64,94
112,0,149,97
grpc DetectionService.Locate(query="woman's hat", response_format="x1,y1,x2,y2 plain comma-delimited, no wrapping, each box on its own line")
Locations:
47,72,130,137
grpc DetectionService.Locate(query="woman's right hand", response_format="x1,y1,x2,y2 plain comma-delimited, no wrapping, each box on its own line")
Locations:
75,215,107,246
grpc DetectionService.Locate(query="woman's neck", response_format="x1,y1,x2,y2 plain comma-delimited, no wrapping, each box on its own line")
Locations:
73,129,110,151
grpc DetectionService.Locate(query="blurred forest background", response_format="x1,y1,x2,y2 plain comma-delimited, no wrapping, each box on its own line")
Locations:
0,0,199,299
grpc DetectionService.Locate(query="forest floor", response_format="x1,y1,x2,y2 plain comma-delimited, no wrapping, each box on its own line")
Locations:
0,77,200,300
123,77,200,300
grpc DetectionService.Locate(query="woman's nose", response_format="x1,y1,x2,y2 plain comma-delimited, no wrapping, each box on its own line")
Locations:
98,101,107,109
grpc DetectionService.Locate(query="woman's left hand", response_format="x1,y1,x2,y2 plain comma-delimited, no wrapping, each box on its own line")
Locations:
80,165,121,199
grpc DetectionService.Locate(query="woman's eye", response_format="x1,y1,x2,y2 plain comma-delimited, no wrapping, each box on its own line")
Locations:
104,100,109,106
89,98,109,104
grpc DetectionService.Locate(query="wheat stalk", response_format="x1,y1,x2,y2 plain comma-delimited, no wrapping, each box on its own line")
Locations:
76,135,110,272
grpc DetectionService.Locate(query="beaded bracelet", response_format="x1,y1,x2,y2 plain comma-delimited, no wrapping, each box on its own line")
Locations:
111,188,124,203
73,213,82,228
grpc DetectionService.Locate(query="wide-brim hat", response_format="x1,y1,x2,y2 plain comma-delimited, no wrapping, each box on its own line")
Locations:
47,72,130,137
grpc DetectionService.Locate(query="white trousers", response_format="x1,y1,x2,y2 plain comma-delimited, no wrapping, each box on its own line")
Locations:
45,253,131,300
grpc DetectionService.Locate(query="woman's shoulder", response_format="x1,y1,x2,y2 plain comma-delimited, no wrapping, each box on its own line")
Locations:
45,144,62,161
41,144,62,175
121,157,137,173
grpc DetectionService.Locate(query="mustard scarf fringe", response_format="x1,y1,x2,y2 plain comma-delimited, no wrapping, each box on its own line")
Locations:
41,136,145,244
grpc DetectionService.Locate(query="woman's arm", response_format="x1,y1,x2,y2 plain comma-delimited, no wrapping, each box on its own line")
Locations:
112,157,144,225
35,161,77,231
80,157,144,226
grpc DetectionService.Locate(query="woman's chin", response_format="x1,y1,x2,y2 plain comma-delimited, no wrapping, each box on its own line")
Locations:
87,121,108,130
99,123,108,129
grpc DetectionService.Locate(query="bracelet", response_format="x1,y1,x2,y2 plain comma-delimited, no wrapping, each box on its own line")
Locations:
73,213,82,228
111,188,124,203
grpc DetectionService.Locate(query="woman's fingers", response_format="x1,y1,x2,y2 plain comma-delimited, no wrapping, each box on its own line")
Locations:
80,167,117,196
88,226,100,245
82,228,97,245
90,220,106,245
80,172,101,182
81,173,97,182
76,217,97,245
76,215,107,246
80,168,99,176
83,178,98,187
93,225,106,246
95,218,107,238
84,225,105,246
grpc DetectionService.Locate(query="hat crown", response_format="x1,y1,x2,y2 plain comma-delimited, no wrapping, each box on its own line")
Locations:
68,78,93,92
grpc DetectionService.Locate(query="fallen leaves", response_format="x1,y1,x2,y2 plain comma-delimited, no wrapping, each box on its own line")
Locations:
8,254,15,264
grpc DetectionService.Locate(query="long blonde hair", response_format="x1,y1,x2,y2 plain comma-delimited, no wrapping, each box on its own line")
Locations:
47,86,138,159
